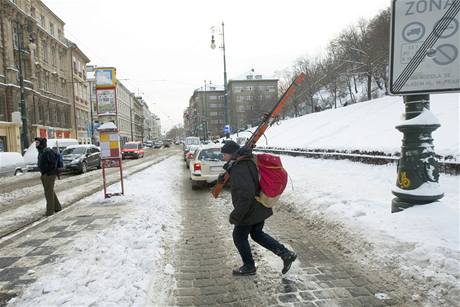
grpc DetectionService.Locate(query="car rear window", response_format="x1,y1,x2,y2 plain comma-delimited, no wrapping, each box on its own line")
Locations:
124,143,138,149
62,147,86,155
198,148,224,161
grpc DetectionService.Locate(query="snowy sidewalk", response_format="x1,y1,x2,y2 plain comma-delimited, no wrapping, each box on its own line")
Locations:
1,156,181,306
281,156,459,305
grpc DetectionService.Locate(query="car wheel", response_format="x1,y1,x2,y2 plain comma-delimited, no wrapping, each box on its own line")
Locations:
96,161,101,169
14,169,23,176
81,162,88,174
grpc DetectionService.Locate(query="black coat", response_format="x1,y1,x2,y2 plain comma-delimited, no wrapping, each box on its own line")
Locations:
37,139,57,176
228,155,273,225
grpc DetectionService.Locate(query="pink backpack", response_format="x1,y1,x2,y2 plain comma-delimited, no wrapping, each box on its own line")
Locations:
254,154,288,208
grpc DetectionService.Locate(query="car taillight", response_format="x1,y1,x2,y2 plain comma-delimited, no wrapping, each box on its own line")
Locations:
194,163,201,171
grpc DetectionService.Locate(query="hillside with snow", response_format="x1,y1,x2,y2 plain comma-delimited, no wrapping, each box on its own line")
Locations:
245,93,460,160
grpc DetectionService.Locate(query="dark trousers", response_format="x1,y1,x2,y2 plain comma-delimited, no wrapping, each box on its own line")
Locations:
233,221,289,267
40,174,62,215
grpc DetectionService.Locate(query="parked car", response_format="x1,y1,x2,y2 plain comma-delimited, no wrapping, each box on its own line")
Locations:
183,136,201,161
153,140,163,149
122,142,144,159
23,138,79,171
163,139,172,148
144,140,154,148
0,152,26,177
189,145,225,189
62,144,101,174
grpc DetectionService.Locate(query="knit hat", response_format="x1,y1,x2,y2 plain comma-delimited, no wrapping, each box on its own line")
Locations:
221,140,240,154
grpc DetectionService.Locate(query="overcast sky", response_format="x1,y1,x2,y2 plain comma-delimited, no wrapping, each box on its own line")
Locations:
43,0,390,132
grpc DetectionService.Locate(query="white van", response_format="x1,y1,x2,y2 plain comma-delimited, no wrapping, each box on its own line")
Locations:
0,152,26,177
23,138,79,171
183,136,201,161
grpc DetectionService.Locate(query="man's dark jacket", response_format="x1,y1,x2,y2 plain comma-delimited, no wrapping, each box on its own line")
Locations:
36,138,58,176
228,149,273,225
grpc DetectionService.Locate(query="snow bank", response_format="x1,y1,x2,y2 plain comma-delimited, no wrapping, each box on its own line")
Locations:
281,156,459,302
246,93,460,159
10,157,181,306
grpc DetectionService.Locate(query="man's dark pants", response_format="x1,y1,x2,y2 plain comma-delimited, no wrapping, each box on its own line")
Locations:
40,174,62,215
233,221,288,267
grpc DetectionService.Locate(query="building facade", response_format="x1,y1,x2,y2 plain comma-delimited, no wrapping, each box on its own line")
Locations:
227,72,278,130
68,40,90,144
185,84,224,139
0,0,75,152
132,95,144,142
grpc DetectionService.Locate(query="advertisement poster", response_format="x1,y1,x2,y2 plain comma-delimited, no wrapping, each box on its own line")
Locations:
95,68,116,88
96,89,117,115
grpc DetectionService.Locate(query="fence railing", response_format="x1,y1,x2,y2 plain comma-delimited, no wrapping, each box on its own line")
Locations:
254,147,459,175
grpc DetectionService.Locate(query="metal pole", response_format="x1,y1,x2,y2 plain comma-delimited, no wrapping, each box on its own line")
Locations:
391,94,444,213
130,98,133,141
204,80,208,141
16,22,29,151
89,80,94,144
70,47,78,140
222,22,229,128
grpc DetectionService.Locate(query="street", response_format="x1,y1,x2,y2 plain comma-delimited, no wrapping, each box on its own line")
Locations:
1,152,427,306
0,147,176,238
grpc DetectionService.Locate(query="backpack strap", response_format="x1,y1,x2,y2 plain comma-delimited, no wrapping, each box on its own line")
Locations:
246,160,261,197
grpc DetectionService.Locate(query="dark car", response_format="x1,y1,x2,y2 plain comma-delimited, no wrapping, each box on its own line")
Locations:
62,145,101,174
163,139,172,148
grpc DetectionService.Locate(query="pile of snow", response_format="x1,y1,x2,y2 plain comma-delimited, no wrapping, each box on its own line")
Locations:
10,157,181,306
281,156,459,304
235,93,460,159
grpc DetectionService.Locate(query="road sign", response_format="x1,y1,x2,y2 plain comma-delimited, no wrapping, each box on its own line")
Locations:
390,0,460,95
223,125,231,134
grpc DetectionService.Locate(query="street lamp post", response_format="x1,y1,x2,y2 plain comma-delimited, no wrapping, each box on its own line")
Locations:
210,22,229,134
16,22,29,152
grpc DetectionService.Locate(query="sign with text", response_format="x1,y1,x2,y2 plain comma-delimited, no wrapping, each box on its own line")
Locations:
99,132,120,159
96,89,117,116
95,68,117,88
390,0,460,95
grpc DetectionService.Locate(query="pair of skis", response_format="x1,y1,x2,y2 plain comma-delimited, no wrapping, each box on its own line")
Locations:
212,73,305,198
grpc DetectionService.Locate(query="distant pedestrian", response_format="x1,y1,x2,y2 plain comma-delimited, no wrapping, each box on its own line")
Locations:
220,141,297,276
35,137,62,216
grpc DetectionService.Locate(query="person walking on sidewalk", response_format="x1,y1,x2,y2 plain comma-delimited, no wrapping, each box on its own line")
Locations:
220,140,297,276
35,137,62,216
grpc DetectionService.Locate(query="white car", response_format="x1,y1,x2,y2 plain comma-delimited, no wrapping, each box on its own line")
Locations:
184,144,201,168
0,152,26,177
189,145,225,190
23,138,78,171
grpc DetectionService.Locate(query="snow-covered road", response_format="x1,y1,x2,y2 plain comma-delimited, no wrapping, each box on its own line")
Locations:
1,153,458,306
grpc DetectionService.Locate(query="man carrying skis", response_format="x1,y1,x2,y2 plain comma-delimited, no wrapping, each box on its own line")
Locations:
220,140,297,276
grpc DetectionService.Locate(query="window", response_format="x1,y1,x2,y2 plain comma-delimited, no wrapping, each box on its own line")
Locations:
40,15,45,28
58,29,62,41
49,22,54,36
31,7,36,18
42,40,48,62
51,46,56,66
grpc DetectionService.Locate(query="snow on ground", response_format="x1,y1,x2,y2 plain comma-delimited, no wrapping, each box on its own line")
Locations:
238,93,459,159
281,155,459,301
10,156,181,306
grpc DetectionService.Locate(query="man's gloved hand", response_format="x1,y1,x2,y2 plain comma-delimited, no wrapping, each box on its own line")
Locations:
223,161,231,171
217,172,226,184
